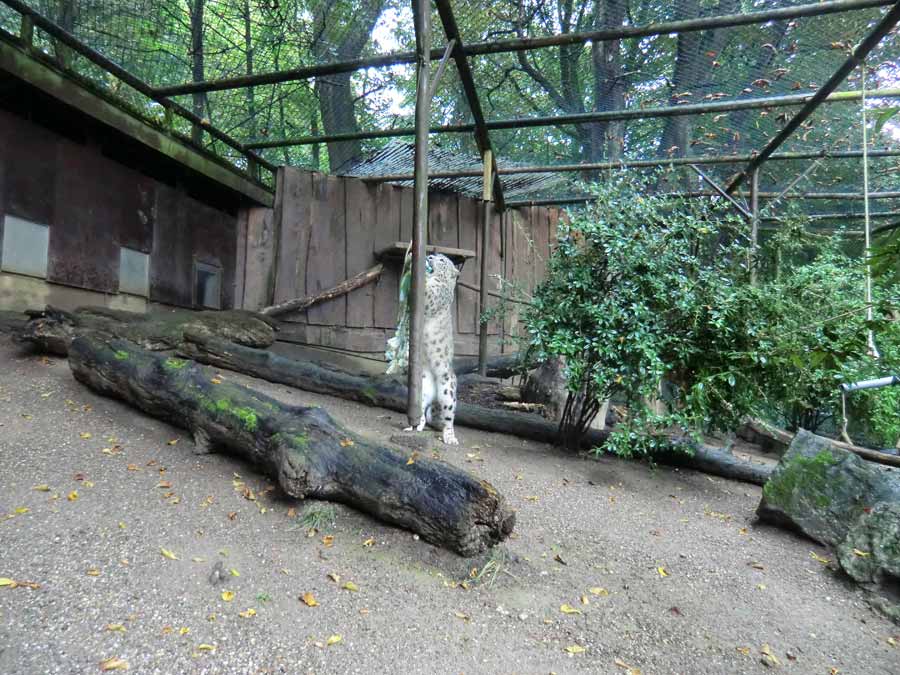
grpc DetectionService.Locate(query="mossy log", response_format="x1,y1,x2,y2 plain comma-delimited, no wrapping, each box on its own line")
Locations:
18,305,276,356
178,332,773,486
67,335,515,556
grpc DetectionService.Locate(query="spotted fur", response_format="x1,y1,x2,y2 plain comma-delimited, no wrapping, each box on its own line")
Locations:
407,253,460,445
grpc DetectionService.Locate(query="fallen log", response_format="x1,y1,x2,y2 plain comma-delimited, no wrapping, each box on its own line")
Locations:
743,418,900,469
453,353,530,379
178,332,772,486
17,305,276,356
260,264,384,317
67,335,515,556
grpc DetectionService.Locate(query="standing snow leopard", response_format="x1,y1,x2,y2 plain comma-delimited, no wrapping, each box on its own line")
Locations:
404,253,461,445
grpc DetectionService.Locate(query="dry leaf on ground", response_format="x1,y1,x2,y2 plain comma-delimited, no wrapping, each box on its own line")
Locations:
99,657,129,671
301,592,319,607
160,548,178,560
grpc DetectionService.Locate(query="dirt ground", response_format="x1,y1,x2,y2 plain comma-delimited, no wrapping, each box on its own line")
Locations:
0,339,897,675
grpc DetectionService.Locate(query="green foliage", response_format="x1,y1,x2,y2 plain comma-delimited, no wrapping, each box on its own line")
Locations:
525,171,899,457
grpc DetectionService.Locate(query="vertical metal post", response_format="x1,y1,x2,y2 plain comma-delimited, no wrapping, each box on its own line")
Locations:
19,14,34,50
477,149,493,376
750,168,759,285
407,0,431,426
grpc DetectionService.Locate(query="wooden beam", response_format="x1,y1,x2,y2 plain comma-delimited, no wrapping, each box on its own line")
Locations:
434,0,505,211
408,0,431,427
725,2,900,193
478,149,493,376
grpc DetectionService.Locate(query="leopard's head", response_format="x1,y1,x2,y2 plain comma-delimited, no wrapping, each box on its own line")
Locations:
425,253,460,285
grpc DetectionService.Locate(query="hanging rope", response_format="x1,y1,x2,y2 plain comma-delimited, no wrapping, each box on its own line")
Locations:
861,59,880,359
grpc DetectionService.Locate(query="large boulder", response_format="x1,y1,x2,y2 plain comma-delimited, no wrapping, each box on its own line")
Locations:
758,429,900,622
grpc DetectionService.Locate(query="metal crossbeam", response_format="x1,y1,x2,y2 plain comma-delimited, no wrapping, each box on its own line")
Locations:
151,0,892,97
725,1,900,193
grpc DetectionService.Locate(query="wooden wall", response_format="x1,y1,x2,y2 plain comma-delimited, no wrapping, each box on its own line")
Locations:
0,106,240,310
240,167,559,360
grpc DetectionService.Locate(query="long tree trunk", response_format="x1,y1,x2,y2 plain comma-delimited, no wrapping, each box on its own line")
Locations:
189,0,207,145
589,0,627,163
243,0,257,139
67,335,515,556
311,0,386,172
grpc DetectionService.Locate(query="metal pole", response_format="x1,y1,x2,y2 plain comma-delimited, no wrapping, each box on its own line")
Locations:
689,164,752,219
726,1,900,193
478,150,493,376
246,87,900,150
407,0,431,427
146,0,891,97
750,168,760,286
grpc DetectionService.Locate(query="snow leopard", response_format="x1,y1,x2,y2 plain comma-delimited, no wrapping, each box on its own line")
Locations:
405,253,461,445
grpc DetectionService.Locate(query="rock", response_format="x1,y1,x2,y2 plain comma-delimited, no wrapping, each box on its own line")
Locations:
758,429,900,623
521,357,568,421
757,429,900,547
389,433,433,451
836,502,900,588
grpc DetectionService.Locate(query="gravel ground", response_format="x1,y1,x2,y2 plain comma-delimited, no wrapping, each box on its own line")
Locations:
0,340,897,675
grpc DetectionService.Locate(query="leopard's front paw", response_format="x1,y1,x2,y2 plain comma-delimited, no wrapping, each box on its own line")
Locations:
442,427,459,446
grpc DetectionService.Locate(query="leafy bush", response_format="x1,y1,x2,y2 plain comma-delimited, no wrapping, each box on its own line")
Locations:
524,171,898,456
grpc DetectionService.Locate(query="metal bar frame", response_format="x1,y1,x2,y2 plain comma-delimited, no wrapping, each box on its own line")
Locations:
245,88,900,150
150,0,893,97
725,1,900,193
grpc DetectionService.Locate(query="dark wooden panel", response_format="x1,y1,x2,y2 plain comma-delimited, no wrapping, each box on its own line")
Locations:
548,207,560,250
116,166,156,254
373,184,402,329
274,168,313,306
48,141,119,293
457,196,479,335
429,192,458,250
399,185,414,243
1,110,56,225
345,177,377,328
306,174,346,326
242,207,275,311
532,206,550,285
233,208,248,309
186,194,238,309
487,206,502,336
0,108,7,260
150,184,192,307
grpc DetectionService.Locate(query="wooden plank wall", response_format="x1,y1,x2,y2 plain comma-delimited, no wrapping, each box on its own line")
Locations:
249,167,561,359
0,107,240,309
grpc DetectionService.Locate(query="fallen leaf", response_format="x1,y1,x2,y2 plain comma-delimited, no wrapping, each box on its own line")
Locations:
554,554,567,565
342,581,359,592
669,606,683,616
229,568,240,577
565,645,586,655
810,551,832,565
106,624,127,632
126,464,140,472
99,656,129,671
32,484,51,492
86,568,101,577
191,557,206,563
321,535,335,547
160,548,179,560
852,548,871,558
614,657,641,674
196,644,216,652
327,572,340,583
524,495,539,502
406,451,420,465
301,592,319,607
14,507,29,515
589,587,609,596
118,522,126,529
0,578,14,587
736,646,751,656
757,584,767,590
581,595,590,605
560,604,582,615
179,627,190,636
67,490,79,502
454,611,470,621
167,439,178,445
287,507,297,518
362,538,375,547
657,567,668,578
750,562,765,570
157,481,172,489
161,626,173,635
210,378,222,385
326,634,342,646
221,590,235,602
739,527,749,536
886,637,897,647
80,432,93,440
238,608,257,618
227,512,237,520
339,439,354,447
760,644,780,666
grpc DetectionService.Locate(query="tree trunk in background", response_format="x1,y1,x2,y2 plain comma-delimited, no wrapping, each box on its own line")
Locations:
243,0,257,139
658,0,740,160
54,0,78,68
588,0,627,164
312,0,386,172
190,0,207,145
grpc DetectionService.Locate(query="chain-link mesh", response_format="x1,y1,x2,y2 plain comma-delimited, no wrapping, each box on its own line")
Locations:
0,0,897,209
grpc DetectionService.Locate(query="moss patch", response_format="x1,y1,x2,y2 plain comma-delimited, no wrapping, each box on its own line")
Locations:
763,449,839,510
163,357,188,370
113,350,129,360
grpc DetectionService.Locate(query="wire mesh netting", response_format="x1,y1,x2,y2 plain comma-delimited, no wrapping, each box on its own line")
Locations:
0,0,897,215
